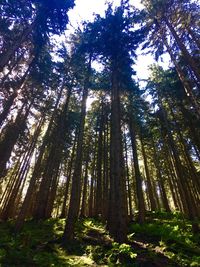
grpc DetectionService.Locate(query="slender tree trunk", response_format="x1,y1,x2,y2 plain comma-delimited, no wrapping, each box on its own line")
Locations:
33,139,60,219
124,130,133,220
102,117,109,220
163,37,200,118
158,106,199,231
178,104,200,154
140,136,157,211
45,167,62,218
80,157,89,217
62,60,91,242
0,92,17,127
88,136,98,218
0,61,34,127
60,135,77,218
152,141,171,212
151,178,161,211
0,107,28,179
129,116,145,224
164,17,200,83
95,104,104,217
15,84,64,231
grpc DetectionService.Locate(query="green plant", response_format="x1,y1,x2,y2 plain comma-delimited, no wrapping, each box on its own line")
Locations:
107,242,137,265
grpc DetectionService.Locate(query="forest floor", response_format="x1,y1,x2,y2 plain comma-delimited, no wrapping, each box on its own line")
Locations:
0,212,199,266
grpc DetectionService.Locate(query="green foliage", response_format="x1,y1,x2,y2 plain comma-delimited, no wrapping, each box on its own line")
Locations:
0,219,68,266
85,242,137,266
129,212,200,266
107,242,137,265
0,214,199,266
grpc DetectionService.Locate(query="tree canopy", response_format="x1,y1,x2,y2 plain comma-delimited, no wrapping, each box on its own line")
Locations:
0,0,199,266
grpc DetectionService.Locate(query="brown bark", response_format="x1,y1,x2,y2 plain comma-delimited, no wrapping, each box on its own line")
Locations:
60,136,77,218
158,106,199,231
95,104,104,217
88,137,98,218
1,120,42,220
62,60,91,242
0,92,18,127
152,141,171,212
34,123,65,219
124,130,133,219
140,136,157,211
15,84,65,231
129,117,145,224
45,167,61,218
164,17,200,84
0,108,28,179
107,70,128,243
163,37,200,118
80,157,89,217
102,117,109,220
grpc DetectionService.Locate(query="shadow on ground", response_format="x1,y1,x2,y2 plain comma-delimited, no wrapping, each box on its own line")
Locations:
0,213,199,266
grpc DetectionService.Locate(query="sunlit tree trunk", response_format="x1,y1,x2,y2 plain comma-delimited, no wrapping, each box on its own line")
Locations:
80,155,89,217
124,130,133,220
60,135,77,218
140,136,157,211
15,84,64,231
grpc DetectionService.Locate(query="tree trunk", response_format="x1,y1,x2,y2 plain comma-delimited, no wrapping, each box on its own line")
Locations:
158,106,199,231
129,116,145,224
95,104,104,217
62,60,91,242
163,36,200,118
0,109,28,179
102,117,109,220
15,84,64,231
107,69,128,243
0,20,37,70
88,137,98,218
80,158,89,217
140,136,157,211
0,118,43,220
164,17,200,83
124,130,133,220
60,135,77,218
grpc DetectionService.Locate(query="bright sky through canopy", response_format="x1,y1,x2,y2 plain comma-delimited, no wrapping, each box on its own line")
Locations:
67,0,170,85
68,0,144,25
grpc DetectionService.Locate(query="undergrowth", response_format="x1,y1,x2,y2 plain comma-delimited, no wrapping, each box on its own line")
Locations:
129,211,200,267
0,212,199,266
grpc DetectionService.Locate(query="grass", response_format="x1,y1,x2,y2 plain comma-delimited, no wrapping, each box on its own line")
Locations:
0,212,199,266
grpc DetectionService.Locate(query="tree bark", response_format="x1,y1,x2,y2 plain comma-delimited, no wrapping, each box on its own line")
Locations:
107,69,128,243
164,17,200,84
62,59,91,242
140,136,157,211
15,84,64,231
129,112,145,224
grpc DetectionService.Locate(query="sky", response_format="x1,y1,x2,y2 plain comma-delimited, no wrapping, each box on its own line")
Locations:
66,0,170,85
67,0,144,25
